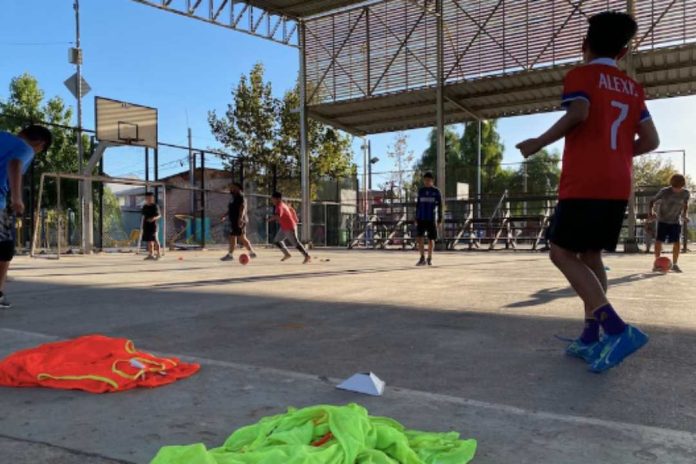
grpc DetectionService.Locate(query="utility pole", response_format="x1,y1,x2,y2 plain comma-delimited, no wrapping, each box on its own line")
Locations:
188,128,194,217
73,0,87,253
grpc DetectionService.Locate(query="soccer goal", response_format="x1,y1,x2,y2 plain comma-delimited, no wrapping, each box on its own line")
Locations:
30,172,167,258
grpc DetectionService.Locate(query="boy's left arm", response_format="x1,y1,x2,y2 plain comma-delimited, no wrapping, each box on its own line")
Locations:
436,189,444,224
683,192,691,223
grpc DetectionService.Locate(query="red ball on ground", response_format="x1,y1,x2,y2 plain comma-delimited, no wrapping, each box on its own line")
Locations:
239,254,250,265
654,256,672,272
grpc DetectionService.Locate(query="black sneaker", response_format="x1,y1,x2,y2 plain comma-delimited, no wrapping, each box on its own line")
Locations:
249,252,258,259
0,296,11,309
427,257,432,266
220,254,234,262
416,256,426,266
672,264,683,273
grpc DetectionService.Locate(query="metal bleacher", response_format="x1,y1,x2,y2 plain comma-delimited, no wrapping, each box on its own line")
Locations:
349,192,556,251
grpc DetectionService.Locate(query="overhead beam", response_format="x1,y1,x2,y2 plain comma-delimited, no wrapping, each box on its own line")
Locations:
130,0,298,46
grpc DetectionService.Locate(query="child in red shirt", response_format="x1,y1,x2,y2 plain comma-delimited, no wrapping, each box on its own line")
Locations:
269,192,311,264
516,12,660,373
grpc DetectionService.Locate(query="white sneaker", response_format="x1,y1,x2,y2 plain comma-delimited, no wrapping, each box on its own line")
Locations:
0,296,12,309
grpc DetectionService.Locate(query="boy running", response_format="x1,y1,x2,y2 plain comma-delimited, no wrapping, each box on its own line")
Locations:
269,192,310,264
415,172,443,266
141,192,161,260
516,12,660,373
0,125,52,309
220,182,257,261
649,174,690,272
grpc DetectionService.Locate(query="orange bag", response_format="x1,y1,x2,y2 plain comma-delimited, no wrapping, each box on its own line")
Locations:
0,335,199,393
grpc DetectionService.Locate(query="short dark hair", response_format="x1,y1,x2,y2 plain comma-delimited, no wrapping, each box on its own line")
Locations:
423,172,434,179
144,192,155,197
19,125,53,152
586,12,637,58
272,191,282,199
670,174,686,189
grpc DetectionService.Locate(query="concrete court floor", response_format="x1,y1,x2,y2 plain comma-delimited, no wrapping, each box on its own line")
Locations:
0,248,695,463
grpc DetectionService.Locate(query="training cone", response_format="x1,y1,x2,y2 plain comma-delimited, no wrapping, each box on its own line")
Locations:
239,254,250,265
654,256,671,272
336,372,385,396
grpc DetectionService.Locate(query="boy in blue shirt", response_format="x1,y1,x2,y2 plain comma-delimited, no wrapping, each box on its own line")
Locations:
415,172,443,266
0,126,52,309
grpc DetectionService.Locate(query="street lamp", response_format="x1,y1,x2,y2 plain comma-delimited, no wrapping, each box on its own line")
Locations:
368,156,379,191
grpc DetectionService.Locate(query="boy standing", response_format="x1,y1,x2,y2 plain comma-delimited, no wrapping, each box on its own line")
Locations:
220,182,257,261
0,126,52,309
649,174,690,272
516,12,660,373
141,192,161,260
415,172,443,266
269,192,310,264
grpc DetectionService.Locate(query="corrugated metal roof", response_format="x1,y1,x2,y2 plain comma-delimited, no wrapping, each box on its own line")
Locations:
309,43,696,135
304,0,696,134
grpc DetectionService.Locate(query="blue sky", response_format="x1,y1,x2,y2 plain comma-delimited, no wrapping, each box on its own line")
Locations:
1,0,694,188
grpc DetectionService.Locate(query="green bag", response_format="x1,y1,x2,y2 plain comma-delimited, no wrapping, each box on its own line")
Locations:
151,403,476,464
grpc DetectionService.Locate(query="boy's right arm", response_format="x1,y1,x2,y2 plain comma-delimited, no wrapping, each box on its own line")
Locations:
8,159,24,215
516,99,589,158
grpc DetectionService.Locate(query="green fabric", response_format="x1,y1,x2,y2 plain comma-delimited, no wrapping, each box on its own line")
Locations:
150,403,476,464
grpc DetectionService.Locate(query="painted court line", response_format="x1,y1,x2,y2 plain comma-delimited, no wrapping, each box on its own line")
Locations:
2,327,695,444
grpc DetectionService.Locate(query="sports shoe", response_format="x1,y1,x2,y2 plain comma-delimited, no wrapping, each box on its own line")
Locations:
427,257,432,266
566,339,604,363
589,325,649,373
416,256,426,266
220,254,234,262
144,255,156,261
249,252,258,259
303,256,311,264
672,264,682,273
281,254,291,262
0,296,11,309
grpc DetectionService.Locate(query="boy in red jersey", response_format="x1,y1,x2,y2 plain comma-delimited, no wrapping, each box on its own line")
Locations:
517,12,660,373
269,192,311,264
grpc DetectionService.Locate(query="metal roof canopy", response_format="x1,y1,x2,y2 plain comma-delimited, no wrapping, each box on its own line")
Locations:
304,0,696,135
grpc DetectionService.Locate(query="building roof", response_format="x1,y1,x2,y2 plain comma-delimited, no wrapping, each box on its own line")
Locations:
309,43,696,135
244,0,371,18
304,0,696,135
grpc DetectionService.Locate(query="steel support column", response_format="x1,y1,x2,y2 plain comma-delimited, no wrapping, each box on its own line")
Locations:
435,0,446,198
299,21,311,243
625,0,639,253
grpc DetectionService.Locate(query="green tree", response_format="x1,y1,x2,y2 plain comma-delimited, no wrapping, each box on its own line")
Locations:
633,156,682,189
276,85,355,196
459,120,505,195
0,73,84,210
208,63,277,174
381,132,415,200
509,149,561,194
210,65,355,197
413,126,462,197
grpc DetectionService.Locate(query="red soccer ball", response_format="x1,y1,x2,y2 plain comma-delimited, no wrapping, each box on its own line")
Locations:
654,256,672,273
239,254,250,265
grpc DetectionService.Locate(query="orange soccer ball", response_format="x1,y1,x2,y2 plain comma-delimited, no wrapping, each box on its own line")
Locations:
654,256,672,273
239,254,250,265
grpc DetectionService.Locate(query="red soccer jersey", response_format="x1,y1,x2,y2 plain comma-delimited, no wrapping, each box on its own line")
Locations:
559,58,651,200
276,202,297,231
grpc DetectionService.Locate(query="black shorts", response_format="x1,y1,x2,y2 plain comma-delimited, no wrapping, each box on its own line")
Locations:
416,220,438,240
229,222,246,237
548,199,627,253
656,222,681,243
141,222,158,242
0,211,16,262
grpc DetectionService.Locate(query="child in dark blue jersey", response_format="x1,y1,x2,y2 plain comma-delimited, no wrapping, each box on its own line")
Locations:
415,172,443,266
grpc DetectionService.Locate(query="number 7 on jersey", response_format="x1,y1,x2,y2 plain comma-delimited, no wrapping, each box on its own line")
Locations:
610,100,629,151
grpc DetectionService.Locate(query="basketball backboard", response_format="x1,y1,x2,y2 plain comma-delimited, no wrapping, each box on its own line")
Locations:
95,97,158,148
